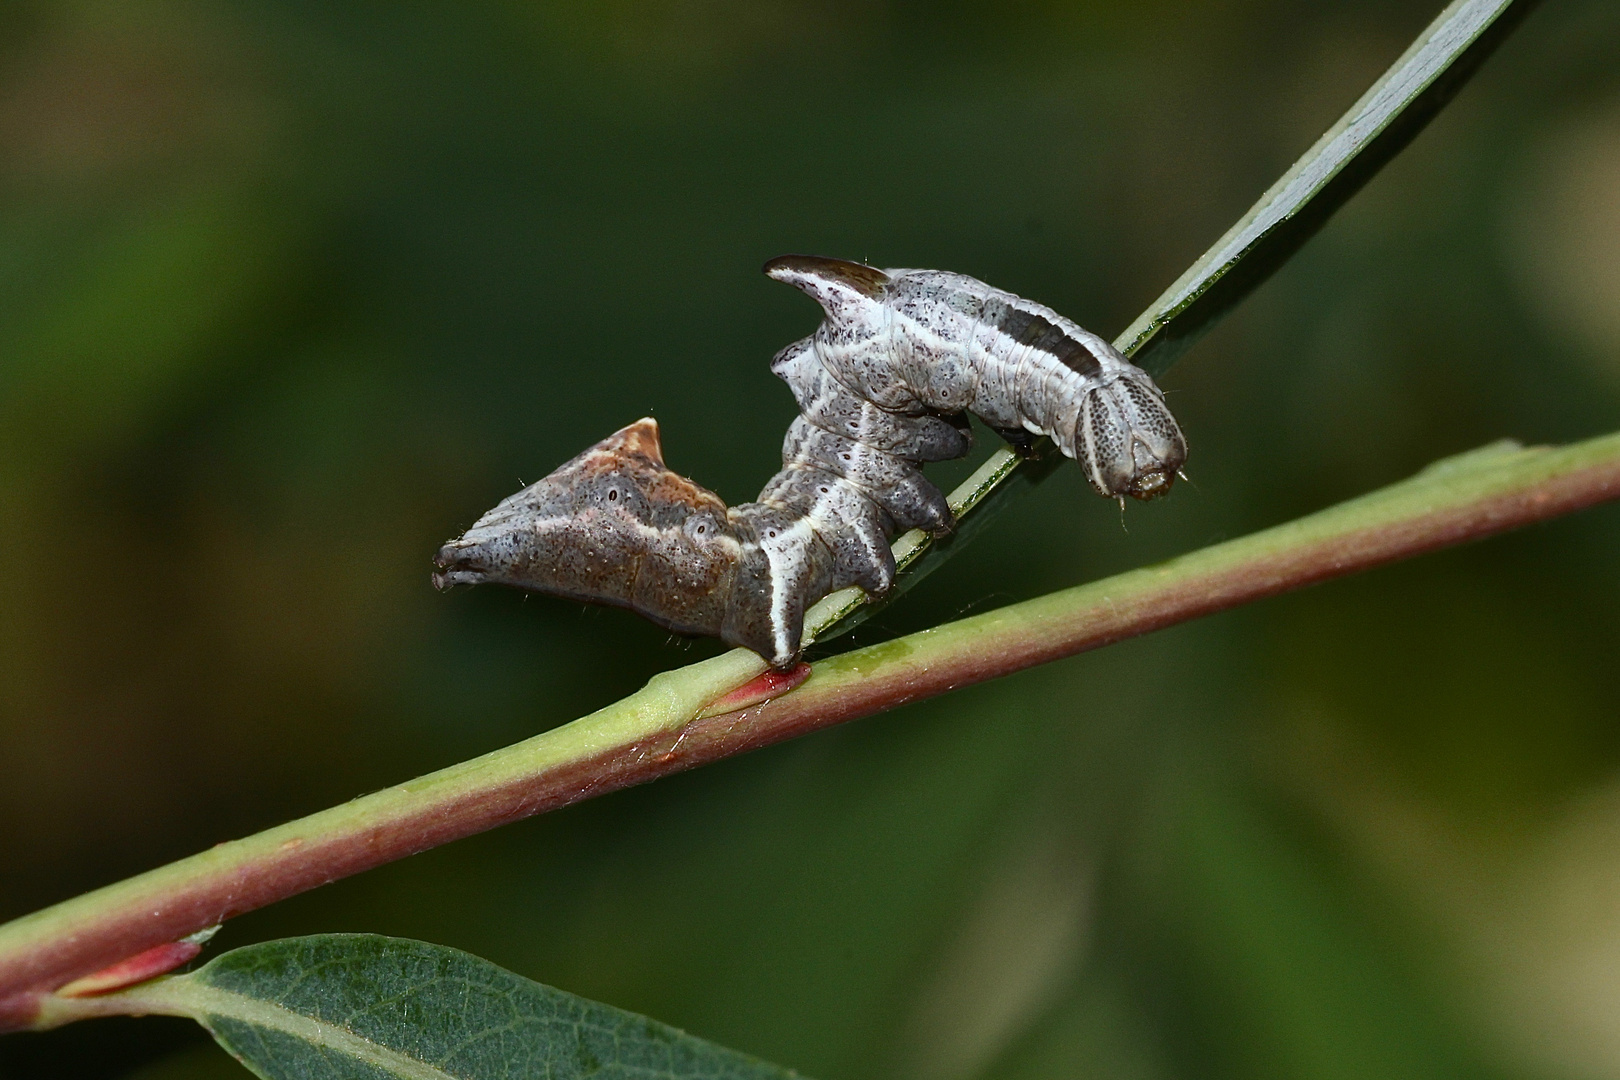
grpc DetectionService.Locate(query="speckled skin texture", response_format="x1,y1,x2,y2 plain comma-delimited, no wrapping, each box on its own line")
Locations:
435,256,1187,668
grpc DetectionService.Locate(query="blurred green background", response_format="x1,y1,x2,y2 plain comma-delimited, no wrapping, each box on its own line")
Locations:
2,0,1619,1077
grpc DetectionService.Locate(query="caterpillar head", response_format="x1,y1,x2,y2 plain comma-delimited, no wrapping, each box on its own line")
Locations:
1076,375,1189,501
433,419,743,637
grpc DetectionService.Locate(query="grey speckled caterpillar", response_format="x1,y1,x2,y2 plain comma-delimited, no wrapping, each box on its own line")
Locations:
434,255,1188,668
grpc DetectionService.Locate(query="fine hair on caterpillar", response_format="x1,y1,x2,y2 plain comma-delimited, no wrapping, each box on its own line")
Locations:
434,255,1189,669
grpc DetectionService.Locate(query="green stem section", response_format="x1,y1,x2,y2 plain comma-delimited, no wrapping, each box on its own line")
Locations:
30,977,194,1028
0,647,764,1031
6,430,1620,1032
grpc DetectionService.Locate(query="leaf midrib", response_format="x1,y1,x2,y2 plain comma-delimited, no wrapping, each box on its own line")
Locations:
157,980,463,1080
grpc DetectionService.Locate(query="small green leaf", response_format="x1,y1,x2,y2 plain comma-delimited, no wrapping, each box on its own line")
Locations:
134,935,802,1080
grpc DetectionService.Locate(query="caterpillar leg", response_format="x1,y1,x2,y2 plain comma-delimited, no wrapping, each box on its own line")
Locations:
989,424,1042,458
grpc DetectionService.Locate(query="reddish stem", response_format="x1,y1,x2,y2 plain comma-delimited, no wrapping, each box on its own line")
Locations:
2,438,1618,1031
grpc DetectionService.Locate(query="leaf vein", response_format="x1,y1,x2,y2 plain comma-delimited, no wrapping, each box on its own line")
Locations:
197,987,469,1080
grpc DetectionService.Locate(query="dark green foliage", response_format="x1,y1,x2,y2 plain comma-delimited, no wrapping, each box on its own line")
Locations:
1119,0,1545,375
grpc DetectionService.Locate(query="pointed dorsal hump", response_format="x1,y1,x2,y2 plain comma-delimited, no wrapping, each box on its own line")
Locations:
764,255,889,325
593,417,665,468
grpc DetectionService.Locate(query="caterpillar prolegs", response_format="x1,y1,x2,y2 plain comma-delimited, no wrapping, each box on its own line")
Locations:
433,256,1188,668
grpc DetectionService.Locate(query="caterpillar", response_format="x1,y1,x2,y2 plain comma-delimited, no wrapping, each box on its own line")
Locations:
434,255,1188,669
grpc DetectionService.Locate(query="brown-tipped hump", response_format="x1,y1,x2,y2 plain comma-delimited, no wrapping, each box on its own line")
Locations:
598,417,665,466
763,254,890,300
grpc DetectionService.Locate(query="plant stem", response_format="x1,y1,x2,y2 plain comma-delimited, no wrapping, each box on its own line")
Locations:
5,431,1620,1032
30,977,193,1030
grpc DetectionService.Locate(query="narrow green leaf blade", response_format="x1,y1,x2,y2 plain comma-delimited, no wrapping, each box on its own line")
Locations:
167,935,802,1080
810,0,1538,646
1119,0,1540,375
